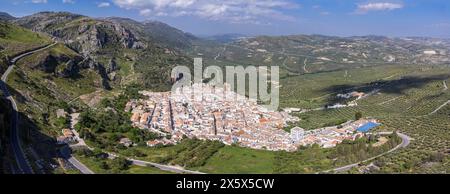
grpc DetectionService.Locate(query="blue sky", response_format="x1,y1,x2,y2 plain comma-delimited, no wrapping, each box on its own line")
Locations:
1,0,449,38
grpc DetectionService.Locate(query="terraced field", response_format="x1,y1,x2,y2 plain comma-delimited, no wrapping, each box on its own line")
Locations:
282,66,448,124
278,64,449,173
280,65,414,108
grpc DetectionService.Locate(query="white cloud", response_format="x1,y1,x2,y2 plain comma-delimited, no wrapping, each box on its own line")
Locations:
356,2,403,14
97,2,111,8
140,9,152,16
31,0,47,3
112,0,299,24
62,0,75,4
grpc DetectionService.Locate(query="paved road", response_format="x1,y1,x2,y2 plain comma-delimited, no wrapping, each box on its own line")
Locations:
1,43,57,174
428,100,450,115
68,112,202,174
67,157,94,174
2,44,93,174
322,132,411,173
106,152,205,174
66,113,95,174
69,113,90,148
130,158,205,174
303,58,309,73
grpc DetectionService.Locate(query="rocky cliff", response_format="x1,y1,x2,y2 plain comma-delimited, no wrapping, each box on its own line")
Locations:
14,12,194,90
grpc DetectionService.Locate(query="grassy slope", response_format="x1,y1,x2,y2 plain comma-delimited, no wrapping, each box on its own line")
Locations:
8,48,101,138
0,21,52,74
195,146,275,174
0,22,52,56
17,14,193,91
16,43,100,97
74,154,173,174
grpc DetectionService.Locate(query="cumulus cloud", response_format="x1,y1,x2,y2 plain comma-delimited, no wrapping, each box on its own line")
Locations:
112,0,299,24
97,2,111,8
356,2,403,14
140,9,152,16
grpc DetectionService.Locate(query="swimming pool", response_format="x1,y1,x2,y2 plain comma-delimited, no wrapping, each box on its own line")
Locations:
357,122,380,133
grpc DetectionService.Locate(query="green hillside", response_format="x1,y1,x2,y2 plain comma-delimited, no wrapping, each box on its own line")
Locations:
14,12,194,91
0,22,52,56
1,11,448,174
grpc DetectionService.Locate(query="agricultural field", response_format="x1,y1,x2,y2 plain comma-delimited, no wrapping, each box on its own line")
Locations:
83,63,449,174
276,64,449,173
282,65,450,128
112,133,401,174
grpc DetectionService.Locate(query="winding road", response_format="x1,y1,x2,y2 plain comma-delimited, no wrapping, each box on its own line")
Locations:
428,100,450,116
303,58,310,73
321,132,411,173
107,152,205,174
69,113,202,174
1,42,94,174
130,158,205,174
67,156,94,174
1,43,57,174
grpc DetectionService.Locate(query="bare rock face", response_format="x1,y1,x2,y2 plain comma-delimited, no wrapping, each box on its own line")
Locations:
110,22,145,49
31,53,83,78
108,71,117,81
78,58,97,69
64,22,146,57
57,60,80,78
12,11,196,90
106,58,119,73
15,12,147,89
14,12,148,58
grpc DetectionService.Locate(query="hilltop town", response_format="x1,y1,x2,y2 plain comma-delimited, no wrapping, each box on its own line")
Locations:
126,84,379,151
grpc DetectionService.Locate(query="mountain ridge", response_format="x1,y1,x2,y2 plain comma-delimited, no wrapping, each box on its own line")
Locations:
0,12,15,21
11,11,193,91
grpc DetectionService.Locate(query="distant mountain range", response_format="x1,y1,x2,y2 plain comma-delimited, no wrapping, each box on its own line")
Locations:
3,11,195,91
2,10,450,86
0,12,15,21
200,33,252,43
191,34,450,74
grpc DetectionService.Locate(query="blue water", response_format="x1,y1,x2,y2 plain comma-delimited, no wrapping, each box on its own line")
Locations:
357,122,380,132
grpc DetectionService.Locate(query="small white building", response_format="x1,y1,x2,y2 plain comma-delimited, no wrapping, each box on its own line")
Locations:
119,138,133,147
424,50,437,55
290,127,305,142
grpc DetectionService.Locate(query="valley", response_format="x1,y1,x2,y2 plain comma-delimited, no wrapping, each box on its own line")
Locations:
0,11,449,174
